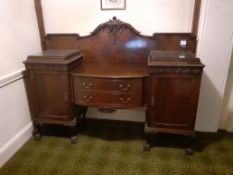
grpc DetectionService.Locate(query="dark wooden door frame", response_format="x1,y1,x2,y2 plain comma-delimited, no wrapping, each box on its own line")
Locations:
34,0,46,50
192,0,202,36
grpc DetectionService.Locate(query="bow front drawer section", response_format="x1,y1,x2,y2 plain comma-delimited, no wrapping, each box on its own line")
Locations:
71,77,143,107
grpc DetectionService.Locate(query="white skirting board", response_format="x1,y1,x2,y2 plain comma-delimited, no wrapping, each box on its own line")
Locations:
226,119,233,132
0,69,33,168
0,123,33,168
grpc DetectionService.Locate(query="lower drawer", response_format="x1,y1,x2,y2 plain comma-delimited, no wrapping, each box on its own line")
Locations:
75,90,142,107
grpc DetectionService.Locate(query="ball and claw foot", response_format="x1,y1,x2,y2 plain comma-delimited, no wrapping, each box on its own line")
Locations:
143,144,151,151
33,133,41,141
70,136,78,144
185,148,193,156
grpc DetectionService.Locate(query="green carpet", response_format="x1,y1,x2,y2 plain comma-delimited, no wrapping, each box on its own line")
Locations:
0,119,233,175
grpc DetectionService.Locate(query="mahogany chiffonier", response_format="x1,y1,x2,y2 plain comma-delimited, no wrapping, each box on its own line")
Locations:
24,17,204,154
24,50,83,143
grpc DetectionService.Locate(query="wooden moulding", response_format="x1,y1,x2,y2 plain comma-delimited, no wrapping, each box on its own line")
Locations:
144,123,196,137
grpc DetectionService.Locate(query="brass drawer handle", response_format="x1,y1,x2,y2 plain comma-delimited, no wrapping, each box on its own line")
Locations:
120,97,131,104
119,84,130,91
82,82,93,89
83,95,93,102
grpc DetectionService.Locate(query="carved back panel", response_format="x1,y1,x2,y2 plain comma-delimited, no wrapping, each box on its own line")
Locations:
45,17,197,65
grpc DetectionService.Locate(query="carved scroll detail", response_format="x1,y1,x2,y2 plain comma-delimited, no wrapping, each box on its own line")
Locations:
98,107,116,113
91,16,140,37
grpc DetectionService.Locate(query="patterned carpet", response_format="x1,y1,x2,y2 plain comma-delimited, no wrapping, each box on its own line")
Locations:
0,119,233,175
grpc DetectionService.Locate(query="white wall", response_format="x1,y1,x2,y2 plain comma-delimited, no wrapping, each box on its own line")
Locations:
220,47,233,131
42,0,195,35
196,0,233,131
0,0,41,167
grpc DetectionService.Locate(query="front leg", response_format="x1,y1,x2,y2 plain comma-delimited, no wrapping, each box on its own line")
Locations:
143,134,152,151
82,106,88,120
70,125,78,144
33,123,41,140
185,136,195,155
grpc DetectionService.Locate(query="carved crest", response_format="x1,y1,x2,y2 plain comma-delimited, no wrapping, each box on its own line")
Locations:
91,16,140,36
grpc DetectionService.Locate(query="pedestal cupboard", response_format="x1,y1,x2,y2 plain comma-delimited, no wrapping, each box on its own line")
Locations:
24,50,83,143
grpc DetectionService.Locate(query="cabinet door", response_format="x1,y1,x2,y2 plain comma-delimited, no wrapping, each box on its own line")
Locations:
29,71,73,122
148,74,201,130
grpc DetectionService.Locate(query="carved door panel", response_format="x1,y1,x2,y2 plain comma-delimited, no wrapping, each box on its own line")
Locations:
30,71,73,121
148,74,200,130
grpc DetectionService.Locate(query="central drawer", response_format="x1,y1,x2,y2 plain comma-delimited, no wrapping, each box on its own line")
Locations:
73,77,142,92
72,76,142,107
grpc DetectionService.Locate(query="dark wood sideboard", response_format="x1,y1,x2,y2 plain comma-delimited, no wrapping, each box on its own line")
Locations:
24,17,204,155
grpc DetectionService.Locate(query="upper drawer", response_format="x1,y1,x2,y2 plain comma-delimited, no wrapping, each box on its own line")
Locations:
72,77,142,92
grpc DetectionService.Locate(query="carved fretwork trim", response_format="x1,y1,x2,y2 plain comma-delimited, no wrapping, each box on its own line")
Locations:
150,67,203,74
25,64,68,71
152,122,189,127
98,107,116,113
91,16,140,36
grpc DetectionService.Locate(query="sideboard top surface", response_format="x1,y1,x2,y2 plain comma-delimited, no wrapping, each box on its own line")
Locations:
70,64,149,78
25,50,82,65
148,50,205,68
